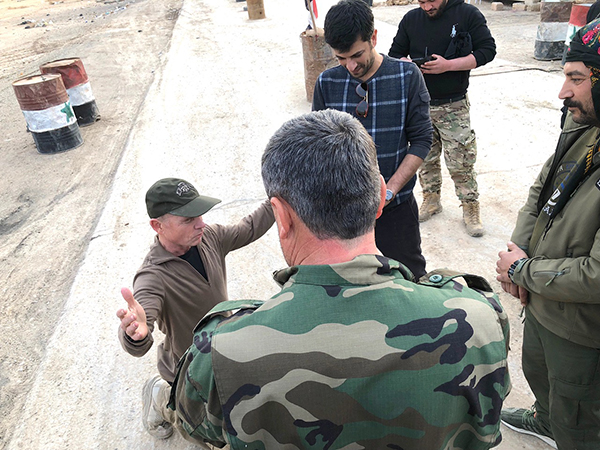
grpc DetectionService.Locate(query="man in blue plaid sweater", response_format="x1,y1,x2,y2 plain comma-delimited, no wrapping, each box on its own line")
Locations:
312,0,432,279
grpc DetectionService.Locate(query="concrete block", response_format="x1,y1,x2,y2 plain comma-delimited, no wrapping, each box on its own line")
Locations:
524,0,540,5
513,2,526,11
527,3,541,11
491,2,504,10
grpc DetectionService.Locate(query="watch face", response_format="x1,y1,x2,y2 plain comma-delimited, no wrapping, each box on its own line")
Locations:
386,189,393,201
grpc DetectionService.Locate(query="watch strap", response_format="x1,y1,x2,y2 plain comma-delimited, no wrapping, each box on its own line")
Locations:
508,257,528,283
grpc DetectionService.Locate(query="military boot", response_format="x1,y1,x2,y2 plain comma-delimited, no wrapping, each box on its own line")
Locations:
419,191,442,222
462,200,484,237
142,375,173,439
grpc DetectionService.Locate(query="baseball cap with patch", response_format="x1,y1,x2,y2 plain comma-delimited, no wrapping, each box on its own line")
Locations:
146,178,221,219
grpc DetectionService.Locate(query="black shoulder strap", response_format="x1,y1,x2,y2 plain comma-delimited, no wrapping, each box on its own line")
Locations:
537,122,593,213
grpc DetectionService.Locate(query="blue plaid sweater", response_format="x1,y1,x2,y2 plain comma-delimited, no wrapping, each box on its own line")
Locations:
313,55,432,206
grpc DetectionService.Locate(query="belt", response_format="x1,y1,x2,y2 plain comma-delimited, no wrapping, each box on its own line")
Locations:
430,94,466,106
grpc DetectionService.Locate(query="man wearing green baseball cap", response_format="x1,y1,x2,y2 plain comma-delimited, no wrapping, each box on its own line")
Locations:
116,177,274,441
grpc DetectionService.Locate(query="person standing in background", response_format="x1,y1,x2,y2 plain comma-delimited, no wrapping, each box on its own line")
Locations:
389,0,496,237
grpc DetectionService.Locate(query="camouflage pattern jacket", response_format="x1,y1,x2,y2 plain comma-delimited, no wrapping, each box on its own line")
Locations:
171,255,511,450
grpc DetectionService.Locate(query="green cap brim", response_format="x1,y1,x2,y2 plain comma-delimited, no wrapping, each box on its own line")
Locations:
169,195,221,217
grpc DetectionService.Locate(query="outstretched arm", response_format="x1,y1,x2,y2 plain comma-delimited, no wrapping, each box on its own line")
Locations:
216,199,275,254
116,287,149,341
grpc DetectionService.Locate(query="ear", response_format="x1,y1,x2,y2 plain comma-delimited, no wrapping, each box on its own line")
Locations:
371,29,378,48
149,218,162,234
270,197,293,240
376,175,386,219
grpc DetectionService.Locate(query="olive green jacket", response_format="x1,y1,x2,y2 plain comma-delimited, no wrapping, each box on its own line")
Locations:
511,115,600,348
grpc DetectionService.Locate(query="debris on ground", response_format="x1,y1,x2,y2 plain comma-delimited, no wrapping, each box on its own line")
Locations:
20,18,53,28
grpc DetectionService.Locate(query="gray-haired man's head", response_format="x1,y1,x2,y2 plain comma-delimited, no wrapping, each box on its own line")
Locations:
261,109,381,240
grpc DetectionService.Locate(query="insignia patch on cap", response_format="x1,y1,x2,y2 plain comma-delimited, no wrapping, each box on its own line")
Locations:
176,182,193,196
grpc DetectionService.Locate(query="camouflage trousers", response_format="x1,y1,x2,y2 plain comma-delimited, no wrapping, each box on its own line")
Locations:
157,380,225,449
419,96,479,202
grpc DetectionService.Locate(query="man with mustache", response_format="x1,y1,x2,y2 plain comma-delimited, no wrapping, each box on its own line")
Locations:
116,177,274,440
496,20,600,450
312,0,432,280
389,0,496,237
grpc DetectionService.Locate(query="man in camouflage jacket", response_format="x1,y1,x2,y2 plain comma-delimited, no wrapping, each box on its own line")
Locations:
171,109,510,450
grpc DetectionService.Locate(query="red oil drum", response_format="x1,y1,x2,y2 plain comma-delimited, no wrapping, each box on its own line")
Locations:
566,4,591,48
40,58,100,127
13,73,83,154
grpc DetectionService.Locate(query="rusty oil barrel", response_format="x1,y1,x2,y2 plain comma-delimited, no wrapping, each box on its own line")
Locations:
40,58,100,127
13,73,83,154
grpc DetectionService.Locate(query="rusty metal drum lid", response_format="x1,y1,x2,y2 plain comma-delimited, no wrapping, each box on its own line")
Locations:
13,73,69,111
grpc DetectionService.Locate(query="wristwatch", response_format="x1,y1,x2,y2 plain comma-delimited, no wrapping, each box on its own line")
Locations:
508,258,528,283
385,189,395,202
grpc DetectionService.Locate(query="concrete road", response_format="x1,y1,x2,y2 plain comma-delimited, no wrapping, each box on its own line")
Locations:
2,0,566,448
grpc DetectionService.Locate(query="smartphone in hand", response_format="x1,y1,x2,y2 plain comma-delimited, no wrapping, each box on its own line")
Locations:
412,55,434,67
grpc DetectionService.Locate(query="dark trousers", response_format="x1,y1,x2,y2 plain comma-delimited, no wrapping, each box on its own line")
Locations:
523,310,600,449
375,193,426,280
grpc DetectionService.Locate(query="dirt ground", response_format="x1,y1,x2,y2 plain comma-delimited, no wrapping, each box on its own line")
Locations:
0,0,568,448
0,0,182,446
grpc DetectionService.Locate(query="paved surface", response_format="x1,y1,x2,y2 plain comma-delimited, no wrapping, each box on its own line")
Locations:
3,0,567,448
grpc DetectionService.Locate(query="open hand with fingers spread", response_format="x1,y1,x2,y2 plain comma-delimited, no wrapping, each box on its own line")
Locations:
116,287,149,341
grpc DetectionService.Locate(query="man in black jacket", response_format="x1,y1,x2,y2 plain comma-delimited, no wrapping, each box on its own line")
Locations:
389,0,495,237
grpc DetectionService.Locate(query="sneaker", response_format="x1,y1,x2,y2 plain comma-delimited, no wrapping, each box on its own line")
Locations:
142,375,173,439
501,407,557,449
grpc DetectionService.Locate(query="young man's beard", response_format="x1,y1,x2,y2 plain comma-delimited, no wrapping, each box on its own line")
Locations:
357,54,375,79
427,0,448,19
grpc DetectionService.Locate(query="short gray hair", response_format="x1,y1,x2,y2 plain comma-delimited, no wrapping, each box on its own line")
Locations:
262,109,381,240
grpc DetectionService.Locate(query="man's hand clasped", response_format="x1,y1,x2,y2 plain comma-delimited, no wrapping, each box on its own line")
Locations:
496,241,529,306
